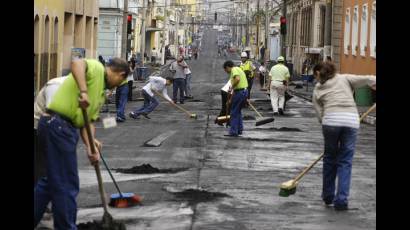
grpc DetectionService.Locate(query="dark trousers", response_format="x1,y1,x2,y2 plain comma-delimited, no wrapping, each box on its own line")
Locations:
259,73,265,88
219,90,229,117
173,78,186,103
115,84,129,120
133,90,159,115
34,128,45,187
34,115,79,229
230,89,248,135
322,125,358,207
128,80,133,101
246,77,254,99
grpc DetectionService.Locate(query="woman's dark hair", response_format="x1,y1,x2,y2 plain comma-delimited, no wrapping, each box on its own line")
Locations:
223,60,234,69
313,62,336,84
106,57,130,78
165,76,174,83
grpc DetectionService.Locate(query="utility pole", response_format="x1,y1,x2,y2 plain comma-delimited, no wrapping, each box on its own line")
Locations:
162,0,168,65
256,0,260,58
281,0,287,58
323,0,332,61
246,0,250,47
121,0,129,59
140,0,147,66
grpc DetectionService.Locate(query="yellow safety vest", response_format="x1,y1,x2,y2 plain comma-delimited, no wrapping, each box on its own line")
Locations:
240,60,254,78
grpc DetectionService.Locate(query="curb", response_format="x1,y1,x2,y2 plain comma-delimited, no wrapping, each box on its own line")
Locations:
288,89,376,126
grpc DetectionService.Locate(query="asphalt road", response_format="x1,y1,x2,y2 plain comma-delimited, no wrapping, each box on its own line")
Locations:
37,29,376,230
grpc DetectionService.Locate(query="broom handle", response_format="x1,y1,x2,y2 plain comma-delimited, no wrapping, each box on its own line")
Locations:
152,89,192,116
99,151,123,198
248,102,264,118
81,108,109,214
293,103,376,182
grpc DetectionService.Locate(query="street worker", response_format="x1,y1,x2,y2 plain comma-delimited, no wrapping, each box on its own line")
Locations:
214,79,232,127
34,76,68,186
268,56,290,116
34,57,130,229
223,60,248,137
129,76,174,120
239,52,256,100
170,56,188,104
115,75,129,122
312,61,376,211
184,63,193,99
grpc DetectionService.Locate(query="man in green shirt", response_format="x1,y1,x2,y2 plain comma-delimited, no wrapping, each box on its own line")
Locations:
34,57,129,229
223,60,248,137
268,56,290,115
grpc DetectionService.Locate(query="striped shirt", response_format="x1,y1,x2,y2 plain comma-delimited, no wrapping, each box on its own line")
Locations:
322,112,360,129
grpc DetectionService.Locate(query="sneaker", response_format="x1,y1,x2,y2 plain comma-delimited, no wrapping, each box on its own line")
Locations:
279,108,284,115
129,112,140,119
334,204,349,211
141,113,151,119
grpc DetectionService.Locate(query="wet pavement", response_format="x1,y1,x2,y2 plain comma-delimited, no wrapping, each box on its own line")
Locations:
36,29,376,230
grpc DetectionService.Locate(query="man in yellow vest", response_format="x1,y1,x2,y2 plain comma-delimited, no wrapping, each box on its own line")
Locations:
268,56,290,116
239,52,256,99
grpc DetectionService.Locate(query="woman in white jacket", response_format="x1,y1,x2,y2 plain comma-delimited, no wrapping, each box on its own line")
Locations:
312,62,376,211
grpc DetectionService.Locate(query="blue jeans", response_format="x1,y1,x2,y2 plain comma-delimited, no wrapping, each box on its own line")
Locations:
322,125,358,207
173,78,185,102
185,74,192,96
133,90,159,115
34,115,79,229
116,84,129,120
229,89,248,135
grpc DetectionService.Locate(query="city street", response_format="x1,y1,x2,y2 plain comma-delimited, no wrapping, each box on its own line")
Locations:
37,28,375,230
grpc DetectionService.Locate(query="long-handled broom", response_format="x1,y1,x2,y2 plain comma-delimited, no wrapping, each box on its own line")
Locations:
152,89,197,119
97,149,142,208
248,102,275,126
81,108,125,229
279,103,376,197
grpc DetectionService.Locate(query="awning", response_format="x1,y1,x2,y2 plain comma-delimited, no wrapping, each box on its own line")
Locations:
304,47,323,54
146,27,164,32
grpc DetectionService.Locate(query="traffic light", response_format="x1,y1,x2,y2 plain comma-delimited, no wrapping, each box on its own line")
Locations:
280,16,286,35
127,14,132,34
215,12,217,22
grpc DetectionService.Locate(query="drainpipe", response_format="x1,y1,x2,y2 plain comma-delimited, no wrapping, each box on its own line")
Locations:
323,0,332,61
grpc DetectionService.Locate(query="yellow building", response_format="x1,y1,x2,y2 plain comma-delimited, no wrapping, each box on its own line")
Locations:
34,0,99,92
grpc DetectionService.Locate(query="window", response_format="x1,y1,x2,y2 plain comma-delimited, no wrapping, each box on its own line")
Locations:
360,4,368,56
352,6,359,56
344,8,351,54
370,1,376,58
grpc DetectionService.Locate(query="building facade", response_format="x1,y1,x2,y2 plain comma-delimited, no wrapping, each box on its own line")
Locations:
340,0,375,75
34,0,99,92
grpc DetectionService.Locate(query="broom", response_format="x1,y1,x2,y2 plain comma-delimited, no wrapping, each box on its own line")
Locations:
279,103,376,197
248,102,275,126
216,92,232,124
152,89,197,119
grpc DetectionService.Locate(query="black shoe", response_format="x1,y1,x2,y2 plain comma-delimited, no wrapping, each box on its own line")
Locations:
224,134,238,137
334,204,348,211
324,199,333,206
129,112,140,119
141,113,151,119
180,101,184,104
273,112,279,116
116,117,125,122
279,108,284,115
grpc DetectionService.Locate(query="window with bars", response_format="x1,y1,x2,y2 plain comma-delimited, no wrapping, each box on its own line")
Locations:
370,1,376,58
360,4,368,56
344,7,351,55
300,7,313,47
352,5,359,56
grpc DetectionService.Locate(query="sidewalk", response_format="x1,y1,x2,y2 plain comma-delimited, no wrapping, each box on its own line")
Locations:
288,80,376,125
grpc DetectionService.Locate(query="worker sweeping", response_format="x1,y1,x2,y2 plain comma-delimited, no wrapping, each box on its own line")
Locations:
268,56,290,116
311,61,376,211
34,57,129,229
129,76,174,120
223,60,248,137
239,52,256,100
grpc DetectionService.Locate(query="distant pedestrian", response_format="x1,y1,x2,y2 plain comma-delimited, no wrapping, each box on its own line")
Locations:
170,56,188,104
223,60,248,137
312,61,376,211
115,78,129,122
258,61,267,88
260,43,265,61
127,61,135,101
129,76,174,119
184,64,193,99
240,52,256,100
268,56,290,116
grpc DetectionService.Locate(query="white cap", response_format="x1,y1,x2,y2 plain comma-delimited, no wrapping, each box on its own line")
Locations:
241,52,248,58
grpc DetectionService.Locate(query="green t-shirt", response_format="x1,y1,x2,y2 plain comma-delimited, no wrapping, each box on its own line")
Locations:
230,66,248,90
47,59,106,128
269,63,290,82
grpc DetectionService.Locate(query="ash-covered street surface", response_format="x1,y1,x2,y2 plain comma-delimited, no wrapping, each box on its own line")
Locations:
38,29,375,230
